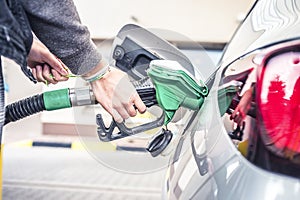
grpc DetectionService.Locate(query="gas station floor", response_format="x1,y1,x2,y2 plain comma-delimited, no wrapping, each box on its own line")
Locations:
2,135,168,200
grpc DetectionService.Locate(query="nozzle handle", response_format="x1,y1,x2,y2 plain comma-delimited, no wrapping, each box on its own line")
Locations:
96,111,164,142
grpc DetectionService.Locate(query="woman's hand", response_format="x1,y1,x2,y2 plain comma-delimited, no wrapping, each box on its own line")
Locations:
89,67,146,123
230,87,254,126
27,39,69,84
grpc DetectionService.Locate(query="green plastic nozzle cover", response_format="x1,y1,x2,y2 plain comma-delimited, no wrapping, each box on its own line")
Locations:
217,83,240,116
43,88,71,111
148,60,208,125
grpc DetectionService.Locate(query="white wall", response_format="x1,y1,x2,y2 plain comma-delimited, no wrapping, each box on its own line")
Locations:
73,0,255,42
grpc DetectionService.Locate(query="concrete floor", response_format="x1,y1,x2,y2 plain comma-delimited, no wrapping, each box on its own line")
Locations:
3,145,168,200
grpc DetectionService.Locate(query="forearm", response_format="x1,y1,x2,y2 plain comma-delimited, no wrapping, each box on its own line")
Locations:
21,0,101,75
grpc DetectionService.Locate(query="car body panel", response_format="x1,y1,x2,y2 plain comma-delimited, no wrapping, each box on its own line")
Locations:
165,0,300,199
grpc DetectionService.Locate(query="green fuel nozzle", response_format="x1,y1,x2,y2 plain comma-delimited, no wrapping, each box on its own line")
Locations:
96,60,209,144
148,60,208,125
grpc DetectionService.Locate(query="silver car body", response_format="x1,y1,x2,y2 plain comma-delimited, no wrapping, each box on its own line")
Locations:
164,0,300,199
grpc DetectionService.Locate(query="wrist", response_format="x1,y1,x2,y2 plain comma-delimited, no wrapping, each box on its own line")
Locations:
81,60,110,82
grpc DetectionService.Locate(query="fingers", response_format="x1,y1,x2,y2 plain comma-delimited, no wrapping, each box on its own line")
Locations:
234,113,243,126
51,69,69,82
114,92,147,122
99,100,128,123
112,93,146,122
229,110,236,120
230,109,245,126
32,64,69,84
47,56,69,76
125,103,137,117
132,92,147,114
90,67,147,123
113,105,130,123
94,91,146,123
33,65,46,83
112,110,123,123
42,64,58,84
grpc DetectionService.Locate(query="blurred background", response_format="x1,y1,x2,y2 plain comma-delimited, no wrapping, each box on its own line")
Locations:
2,0,255,199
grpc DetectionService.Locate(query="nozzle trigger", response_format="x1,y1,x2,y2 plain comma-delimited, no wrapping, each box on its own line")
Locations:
96,111,165,142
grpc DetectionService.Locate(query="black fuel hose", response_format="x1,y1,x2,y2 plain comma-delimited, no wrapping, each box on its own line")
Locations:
5,94,45,125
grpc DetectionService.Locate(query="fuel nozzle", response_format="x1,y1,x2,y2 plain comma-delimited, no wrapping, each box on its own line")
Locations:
145,60,209,157
148,60,208,125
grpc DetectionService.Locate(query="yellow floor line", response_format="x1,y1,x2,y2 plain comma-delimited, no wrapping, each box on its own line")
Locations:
6,140,117,152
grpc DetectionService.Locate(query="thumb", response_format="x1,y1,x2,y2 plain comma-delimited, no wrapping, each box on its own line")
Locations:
42,51,68,76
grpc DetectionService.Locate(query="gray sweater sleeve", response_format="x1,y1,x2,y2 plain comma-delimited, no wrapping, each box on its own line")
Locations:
21,0,102,75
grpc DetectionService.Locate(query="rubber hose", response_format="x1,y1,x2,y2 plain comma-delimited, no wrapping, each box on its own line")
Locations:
4,94,45,125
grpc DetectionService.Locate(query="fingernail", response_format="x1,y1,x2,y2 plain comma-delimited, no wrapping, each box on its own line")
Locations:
57,58,69,75
60,68,68,76
116,119,123,123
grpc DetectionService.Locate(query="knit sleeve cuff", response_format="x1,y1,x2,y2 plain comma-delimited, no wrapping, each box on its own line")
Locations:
61,39,102,75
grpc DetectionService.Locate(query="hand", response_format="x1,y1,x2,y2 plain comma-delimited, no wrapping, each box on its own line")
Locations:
230,87,253,126
89,67,146,123
27,39,69,84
